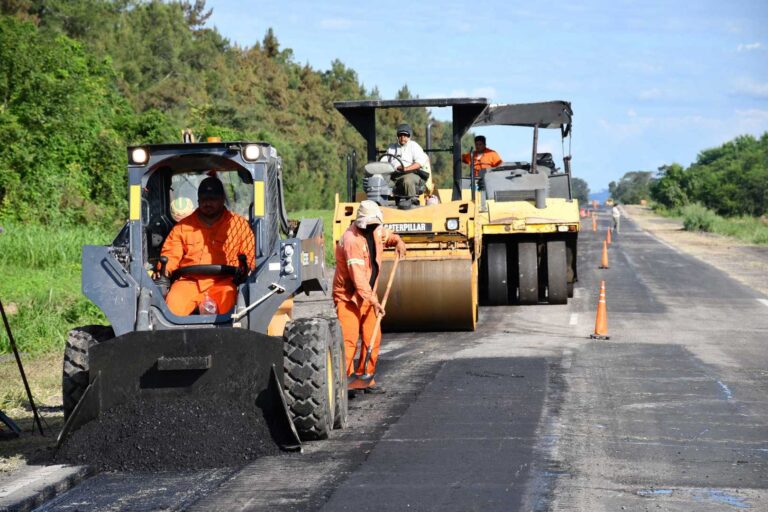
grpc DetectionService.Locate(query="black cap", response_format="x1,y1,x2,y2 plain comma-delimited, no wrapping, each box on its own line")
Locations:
396,123,412,137
198,177,225,198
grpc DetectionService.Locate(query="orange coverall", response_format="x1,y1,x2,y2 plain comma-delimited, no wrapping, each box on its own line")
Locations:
333,223,403,379
161,209,255,316
461,148,503,176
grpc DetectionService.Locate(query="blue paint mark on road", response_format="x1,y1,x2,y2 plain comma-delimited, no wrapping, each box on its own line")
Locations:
694,489,751,509
717,380,733,400
637,488,673,496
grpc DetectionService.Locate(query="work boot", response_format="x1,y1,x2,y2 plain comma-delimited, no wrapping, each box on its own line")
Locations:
363,385,386,394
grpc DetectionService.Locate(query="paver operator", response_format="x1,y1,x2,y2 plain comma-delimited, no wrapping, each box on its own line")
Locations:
333,200,406,393
461,135,503,176
160,176,255,316
382,123,431,201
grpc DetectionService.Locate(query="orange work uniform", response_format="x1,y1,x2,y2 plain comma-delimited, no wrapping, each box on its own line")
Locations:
461,148,503,176
161,209,255,316
333,223,402,378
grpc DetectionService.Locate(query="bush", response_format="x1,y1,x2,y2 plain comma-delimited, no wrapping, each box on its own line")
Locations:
681,203,718,232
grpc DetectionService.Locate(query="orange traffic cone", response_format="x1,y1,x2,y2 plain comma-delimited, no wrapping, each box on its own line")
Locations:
592,215,597,232
599,241,609,269
606,228,612,245
590,280,610,339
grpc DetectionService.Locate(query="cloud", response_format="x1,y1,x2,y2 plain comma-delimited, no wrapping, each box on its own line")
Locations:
737,42,763,52
319,18,353,30
627,108,637,118
731,78,768,99
638,88,663,100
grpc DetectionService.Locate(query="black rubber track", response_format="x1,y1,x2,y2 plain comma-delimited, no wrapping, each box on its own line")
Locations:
283,318,334,440
62,325,114,420
518,242,539,305
546,240,568,304
486,242,509,305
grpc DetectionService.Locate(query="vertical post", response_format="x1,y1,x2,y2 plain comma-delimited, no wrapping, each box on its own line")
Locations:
531,124,539,174
469,149,476,202
0,299,44,435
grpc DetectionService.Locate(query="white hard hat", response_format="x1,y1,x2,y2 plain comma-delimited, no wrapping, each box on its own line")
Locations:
171,196,195,221
355,200,384,228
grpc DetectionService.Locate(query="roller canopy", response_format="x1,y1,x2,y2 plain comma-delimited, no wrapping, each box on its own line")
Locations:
473,101,573,129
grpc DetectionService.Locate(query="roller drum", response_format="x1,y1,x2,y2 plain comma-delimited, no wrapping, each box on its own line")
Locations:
378,256,476,331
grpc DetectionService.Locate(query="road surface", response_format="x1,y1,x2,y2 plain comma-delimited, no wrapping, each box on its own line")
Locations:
33,211,768,511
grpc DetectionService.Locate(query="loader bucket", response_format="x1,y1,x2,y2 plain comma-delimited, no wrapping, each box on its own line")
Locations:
57,328,301,451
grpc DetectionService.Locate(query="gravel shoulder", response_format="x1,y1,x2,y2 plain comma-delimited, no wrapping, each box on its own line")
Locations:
622,205,768,298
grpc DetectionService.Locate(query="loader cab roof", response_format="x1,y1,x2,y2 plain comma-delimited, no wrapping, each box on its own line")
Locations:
334,98,489,201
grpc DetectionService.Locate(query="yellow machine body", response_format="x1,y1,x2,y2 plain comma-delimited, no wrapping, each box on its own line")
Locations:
333,191,479,331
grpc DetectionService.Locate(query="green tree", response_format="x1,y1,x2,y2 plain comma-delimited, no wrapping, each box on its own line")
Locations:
571,177,590,204
608,171,653,204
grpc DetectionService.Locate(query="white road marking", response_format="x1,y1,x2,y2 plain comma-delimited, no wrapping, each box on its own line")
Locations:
757,298,768,308
573,288,581,299
562,349,573,369
644,231,683,255
569,313,578,326
0,465,69,498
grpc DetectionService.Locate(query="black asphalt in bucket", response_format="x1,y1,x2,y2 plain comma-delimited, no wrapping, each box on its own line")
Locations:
55,395,280,472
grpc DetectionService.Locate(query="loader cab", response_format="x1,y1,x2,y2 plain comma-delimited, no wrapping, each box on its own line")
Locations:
140,159,254,266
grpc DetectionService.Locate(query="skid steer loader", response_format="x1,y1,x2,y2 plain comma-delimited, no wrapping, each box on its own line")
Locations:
59,140,347,451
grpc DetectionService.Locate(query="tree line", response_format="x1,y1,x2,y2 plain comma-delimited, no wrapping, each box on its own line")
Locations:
0,1,470,226
607,133,767,217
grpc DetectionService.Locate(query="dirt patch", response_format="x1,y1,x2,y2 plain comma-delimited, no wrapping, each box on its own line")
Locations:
53,396,281,472
623,205,768,297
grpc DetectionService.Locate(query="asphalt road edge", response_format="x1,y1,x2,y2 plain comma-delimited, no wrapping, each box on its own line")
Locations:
0,464,93,512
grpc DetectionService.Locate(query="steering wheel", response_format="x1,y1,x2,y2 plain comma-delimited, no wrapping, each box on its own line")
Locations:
382,153,406,172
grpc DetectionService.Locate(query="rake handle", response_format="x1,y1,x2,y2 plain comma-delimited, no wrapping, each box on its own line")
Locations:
360,255,400,375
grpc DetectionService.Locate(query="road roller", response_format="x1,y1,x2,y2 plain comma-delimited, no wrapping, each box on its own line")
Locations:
332,98,488,331
472,101,580,305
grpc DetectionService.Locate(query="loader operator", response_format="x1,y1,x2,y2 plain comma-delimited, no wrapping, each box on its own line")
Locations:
333,200,406,393
382,123,431,203
461,135,503,176
160,176,255,316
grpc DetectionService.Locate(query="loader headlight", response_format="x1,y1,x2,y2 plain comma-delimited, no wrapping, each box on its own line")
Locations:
243,144,261,161
130,148,148,165
445,218,460,231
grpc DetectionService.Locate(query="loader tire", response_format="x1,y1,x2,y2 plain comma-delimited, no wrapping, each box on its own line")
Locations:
283,318,334,440
328,318,348,429
62,325,114,420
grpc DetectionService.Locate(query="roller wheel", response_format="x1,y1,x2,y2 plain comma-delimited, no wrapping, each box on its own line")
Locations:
518,242,539,305
567,282,574,298
62,325,114,420
283,318,334,440
327,318,348,430
546,241,568,304
486,242,509,305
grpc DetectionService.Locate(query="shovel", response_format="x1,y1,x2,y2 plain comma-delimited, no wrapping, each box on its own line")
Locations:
356,255,400,382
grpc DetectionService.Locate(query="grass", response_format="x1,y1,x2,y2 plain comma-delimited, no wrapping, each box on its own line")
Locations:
0,352,65,471
653,203,768,245
0,222,112,355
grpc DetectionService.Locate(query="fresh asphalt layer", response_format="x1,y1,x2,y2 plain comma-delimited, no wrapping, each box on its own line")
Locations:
14,210,768,511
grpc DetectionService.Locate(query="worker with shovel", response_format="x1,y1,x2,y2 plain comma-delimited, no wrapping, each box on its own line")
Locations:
333,200,406,394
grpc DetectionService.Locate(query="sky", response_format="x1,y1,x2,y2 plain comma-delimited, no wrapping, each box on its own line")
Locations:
203,0,768,193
